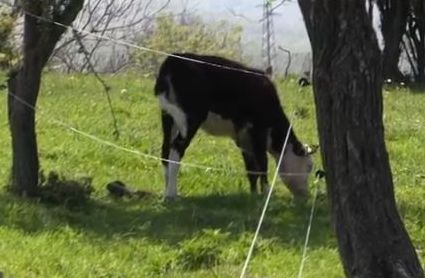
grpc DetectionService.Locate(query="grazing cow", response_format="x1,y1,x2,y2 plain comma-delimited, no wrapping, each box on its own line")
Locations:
154,53,314,200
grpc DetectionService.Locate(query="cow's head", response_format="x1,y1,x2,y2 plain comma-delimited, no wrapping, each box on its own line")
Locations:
271,143,316,199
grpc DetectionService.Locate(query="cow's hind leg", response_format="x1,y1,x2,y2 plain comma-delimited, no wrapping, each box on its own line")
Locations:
161,112,176,190
241,151,259,194
251,130,270,194
164,117,203,201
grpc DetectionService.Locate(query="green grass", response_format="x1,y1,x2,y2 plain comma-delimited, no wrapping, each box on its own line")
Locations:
0,73,424,277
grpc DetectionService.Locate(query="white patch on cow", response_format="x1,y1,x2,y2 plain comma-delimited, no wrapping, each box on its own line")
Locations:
201,112,236,138
272,143,313,198
163,164,169,188
170,124,179,142
158,94,187,138
157,76,188,138
165,148,180,199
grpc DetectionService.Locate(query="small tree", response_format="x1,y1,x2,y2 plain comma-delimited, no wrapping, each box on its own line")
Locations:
8,0,84,196
133,14,244,75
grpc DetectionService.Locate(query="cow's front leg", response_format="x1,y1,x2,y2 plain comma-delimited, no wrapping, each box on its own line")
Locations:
164,118,202,201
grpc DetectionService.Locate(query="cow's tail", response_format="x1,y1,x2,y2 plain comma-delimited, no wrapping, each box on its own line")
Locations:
154,56,178,96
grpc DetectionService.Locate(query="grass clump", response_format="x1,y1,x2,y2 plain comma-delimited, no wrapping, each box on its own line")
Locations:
177,229,230,270
39,171,94,209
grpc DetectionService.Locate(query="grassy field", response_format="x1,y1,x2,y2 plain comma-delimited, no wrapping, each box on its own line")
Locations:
0,72,424,277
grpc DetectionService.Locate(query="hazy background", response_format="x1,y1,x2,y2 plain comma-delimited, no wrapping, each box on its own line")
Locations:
167,0,312,74
193,0,310,51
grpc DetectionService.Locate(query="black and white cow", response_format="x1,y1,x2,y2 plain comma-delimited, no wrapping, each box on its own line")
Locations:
154,53,314,200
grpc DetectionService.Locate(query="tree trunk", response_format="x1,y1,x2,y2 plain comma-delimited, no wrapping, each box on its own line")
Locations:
298,0,424,277
377,0,409,82
7,1,84,196
8,12,46,196
7,53,43,196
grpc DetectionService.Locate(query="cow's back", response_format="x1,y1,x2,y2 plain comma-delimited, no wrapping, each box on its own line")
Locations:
155,53,285,126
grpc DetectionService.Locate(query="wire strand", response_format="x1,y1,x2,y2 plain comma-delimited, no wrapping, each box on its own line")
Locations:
6,90,309,178
297,178,320,278
239,122,292,278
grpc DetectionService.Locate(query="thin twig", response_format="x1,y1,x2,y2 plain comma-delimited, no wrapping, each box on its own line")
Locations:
279,46,292,78
72,29,120,139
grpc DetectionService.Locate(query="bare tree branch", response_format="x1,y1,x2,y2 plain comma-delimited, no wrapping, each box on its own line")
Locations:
226,6,255,23
278,46,292,78
72,29,120,139
270,0,287,13
51,0,171,73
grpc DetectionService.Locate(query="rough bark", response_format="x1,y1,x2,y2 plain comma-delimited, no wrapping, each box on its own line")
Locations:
8,0,84,196
298,0,424,277
377,0,409,82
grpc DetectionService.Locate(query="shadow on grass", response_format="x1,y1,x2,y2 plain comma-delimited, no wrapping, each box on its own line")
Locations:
0,189,335,249
407,83,425,94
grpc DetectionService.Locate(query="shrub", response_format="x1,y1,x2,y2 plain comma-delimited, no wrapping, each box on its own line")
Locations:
133,14,244,76
0,7,18,69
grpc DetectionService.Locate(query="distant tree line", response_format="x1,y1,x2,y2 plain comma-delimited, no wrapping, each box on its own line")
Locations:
0,0,243,75
0,0,424,83
375,0,425,83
